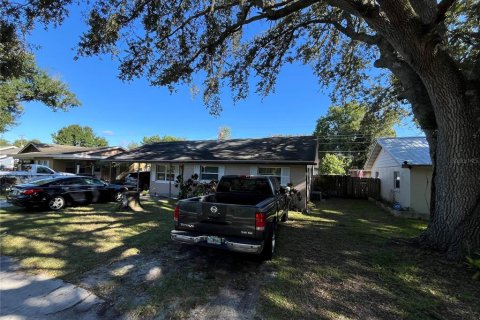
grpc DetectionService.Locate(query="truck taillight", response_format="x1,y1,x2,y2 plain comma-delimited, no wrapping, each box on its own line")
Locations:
23,188,42,196
255,212,266,231
174,206,180,222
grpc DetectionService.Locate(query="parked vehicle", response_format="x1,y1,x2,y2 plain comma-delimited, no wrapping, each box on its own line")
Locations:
124,171,150,190
6,176,128,210
1,165,75,193
171,175,288,260
0,164,73,178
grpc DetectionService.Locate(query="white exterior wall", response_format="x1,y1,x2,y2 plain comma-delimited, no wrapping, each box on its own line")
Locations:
370,149,411,209
148,163,308,209
410,166,433,214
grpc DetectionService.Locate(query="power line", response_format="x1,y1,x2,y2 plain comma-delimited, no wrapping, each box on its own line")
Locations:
318,150,369,153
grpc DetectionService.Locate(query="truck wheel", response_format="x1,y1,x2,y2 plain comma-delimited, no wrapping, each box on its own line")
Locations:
48,196,65,211
281,210,288,222
260,226,276,261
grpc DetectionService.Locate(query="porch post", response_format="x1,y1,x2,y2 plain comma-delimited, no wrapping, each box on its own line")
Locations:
168,163,172,198
136,163,140,192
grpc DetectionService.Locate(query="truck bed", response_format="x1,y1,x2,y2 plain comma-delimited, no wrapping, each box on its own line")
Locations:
190,192,272,206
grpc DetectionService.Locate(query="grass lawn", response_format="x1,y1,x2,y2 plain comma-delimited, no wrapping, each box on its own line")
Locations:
260,199,480,320
0,199,175,280
1,198,478,319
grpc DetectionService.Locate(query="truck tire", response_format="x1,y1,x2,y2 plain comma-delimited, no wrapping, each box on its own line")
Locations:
260,226,276,261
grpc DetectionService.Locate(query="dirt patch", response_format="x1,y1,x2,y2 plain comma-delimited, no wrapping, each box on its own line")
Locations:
77,243,271,319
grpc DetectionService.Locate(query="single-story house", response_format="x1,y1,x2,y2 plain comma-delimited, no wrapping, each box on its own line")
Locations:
364,137,432,214
0,146,20,170
13,142,127,180
109,136,318,209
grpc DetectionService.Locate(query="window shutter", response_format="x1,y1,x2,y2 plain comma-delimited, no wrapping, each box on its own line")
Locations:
218,166,225,179
151,165,156,181
250,166,258,176
194,164,201,177
280,167,290,186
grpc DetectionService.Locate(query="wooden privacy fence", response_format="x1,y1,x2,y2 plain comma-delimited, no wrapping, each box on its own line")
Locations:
312,175,381,200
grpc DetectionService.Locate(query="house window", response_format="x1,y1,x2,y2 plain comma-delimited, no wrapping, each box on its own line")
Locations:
156,165,176,181
37,166,55,174
258,167,282,184
35,160,49,167
200,166,219,181
393,171,400,189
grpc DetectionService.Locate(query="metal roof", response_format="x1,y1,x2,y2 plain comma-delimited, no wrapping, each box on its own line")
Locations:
108,136,318,164
364,137,431,170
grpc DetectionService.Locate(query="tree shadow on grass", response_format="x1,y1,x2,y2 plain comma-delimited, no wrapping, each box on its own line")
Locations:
260,198,480,320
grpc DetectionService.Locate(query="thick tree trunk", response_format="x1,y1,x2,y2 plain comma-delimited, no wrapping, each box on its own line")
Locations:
416,56,480,260
369,1,480,260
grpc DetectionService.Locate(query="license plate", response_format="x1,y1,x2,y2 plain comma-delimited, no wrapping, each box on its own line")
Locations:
207,236,222,245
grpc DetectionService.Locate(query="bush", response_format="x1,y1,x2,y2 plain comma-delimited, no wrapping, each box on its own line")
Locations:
174,174,217,199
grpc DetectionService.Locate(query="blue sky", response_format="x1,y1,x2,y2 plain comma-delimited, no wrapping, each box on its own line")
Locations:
2,7,423,147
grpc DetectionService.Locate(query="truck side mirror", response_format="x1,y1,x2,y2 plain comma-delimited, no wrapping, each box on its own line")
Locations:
279,187,287,194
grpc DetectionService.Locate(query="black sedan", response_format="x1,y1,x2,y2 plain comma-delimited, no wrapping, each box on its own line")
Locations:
6,176,128,210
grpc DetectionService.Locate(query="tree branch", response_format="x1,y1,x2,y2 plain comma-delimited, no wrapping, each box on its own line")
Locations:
374,38,437,131
409,0,438,24
436,0,456,23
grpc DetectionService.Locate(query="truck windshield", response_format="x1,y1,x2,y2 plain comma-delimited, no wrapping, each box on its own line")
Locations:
217,177,272,195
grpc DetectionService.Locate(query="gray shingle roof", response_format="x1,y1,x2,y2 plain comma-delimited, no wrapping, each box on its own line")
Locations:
0,146,20,156
14,143,126,160
364,137,431,169
109,136,318,164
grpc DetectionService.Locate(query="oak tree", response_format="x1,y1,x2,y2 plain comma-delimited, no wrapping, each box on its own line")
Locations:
3,0,479,259
0,22,80,133
52,125,108,147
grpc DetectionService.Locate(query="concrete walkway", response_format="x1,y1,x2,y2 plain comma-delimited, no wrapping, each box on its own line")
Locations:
0,256,111,320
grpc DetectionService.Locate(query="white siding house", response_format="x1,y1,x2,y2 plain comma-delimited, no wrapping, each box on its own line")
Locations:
364,137,432,214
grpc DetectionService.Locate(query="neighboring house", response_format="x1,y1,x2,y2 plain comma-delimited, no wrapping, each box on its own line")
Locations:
364,137,432,214
13,143,126,180
109,136,318,209
0,146,20,170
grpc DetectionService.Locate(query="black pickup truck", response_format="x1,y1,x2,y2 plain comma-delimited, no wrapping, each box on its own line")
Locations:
171,175,288,260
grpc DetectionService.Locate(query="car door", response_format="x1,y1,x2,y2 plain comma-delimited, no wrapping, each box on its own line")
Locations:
82,177,106,203
65,177,89,204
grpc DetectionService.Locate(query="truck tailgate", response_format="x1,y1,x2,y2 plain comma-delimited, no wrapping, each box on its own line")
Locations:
177,200,259,238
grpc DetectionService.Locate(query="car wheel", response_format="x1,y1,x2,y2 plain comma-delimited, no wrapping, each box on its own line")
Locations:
48,196,65,211
114,191,125,202
260,226,276,261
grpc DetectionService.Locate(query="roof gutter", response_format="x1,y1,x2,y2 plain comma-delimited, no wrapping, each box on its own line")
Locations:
106,159,317,165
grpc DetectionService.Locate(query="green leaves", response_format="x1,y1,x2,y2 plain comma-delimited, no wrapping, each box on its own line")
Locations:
0,22,80,133
314,102,404,169
141,135,185,145
51,125,108,147
319,153,351,175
